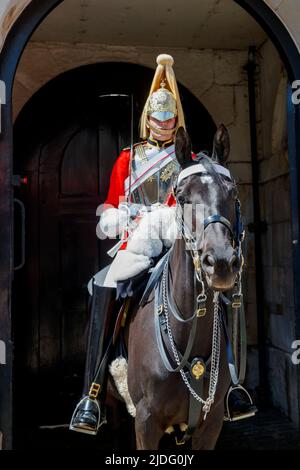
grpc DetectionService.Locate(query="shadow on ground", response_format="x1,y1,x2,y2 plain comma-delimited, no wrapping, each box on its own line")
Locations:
20,406,300,450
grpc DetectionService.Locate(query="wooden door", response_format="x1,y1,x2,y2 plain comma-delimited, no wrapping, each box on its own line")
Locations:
13,86,135,441
36,100,131,424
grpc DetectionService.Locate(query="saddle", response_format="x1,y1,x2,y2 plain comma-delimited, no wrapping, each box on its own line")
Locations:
112,250,170,345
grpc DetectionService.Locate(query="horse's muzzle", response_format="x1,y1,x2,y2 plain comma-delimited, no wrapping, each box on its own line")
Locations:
201,249,241,291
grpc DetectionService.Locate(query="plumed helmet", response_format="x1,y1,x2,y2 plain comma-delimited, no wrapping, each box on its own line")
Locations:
140,54,186,138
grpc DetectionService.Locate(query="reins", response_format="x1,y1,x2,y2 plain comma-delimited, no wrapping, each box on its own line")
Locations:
153,161,247,441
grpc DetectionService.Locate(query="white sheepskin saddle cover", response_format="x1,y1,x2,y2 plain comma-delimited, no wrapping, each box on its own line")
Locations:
109,357,136,417
104,207,177,287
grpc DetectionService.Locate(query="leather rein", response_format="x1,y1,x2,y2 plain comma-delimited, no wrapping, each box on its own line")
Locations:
147,160,247,441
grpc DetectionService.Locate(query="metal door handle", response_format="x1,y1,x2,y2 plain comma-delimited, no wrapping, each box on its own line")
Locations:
14,198,25,270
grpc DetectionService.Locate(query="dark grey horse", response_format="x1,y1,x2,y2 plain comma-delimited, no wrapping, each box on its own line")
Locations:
127,125,242,450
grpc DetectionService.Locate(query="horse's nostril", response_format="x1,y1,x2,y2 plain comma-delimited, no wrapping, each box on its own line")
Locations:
202,254,215,268
207,255,215,266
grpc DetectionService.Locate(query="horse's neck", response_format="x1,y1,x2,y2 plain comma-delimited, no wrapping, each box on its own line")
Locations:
169,239,195,313
169,239,214,354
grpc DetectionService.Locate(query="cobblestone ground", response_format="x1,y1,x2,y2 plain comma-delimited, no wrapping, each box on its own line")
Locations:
29,406,300,450
217,407,300,450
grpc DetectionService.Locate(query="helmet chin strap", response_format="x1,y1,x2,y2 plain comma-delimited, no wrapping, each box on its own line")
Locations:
146,119,178,136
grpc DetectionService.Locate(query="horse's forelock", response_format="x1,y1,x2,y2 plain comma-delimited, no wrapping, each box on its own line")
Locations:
198,155,236,196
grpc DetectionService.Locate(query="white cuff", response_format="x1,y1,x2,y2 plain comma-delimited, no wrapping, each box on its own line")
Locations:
98,207,128,237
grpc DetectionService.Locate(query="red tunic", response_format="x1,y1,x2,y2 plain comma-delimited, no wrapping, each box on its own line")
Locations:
104,149,130,208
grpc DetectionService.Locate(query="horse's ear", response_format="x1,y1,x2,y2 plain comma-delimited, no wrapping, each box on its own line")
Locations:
175,127,193,169
212,124,230,164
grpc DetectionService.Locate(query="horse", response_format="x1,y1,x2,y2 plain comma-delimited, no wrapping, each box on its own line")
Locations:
126,125,243,450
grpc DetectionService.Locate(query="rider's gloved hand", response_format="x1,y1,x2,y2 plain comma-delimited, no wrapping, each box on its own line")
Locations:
119,202,148,218
119,202,137,218
98,203,148,238
98,207,129,238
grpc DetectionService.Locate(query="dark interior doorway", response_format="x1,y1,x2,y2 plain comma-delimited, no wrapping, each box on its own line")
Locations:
12,62,216,448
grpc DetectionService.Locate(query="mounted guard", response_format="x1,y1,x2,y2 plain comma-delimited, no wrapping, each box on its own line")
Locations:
69,54,256,438
70,54,184,434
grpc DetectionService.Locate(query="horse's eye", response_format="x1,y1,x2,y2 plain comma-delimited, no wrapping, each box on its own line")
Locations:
177,194,185,205
229,184,238,198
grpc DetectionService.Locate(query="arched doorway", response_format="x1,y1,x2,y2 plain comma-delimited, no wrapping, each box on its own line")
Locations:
12,61,215,448
0,0,300,450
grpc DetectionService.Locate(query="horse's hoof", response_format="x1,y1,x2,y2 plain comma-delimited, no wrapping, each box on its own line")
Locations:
179,423,188,432
164,425,175,434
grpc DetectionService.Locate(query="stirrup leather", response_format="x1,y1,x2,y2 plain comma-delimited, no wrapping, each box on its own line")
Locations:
89,382,101,399
224,384,257,422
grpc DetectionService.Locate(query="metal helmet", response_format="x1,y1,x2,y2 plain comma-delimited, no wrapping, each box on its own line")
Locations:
140,54,185,139
147,82,177,122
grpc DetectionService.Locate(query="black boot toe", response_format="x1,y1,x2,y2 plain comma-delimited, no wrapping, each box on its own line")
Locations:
69,397,103,435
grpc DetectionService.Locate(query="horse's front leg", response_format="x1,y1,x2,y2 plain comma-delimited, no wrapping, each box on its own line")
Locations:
191,403,224,450
134,399,164,450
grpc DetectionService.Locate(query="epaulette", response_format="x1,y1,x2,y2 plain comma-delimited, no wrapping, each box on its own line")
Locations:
122,141,146,151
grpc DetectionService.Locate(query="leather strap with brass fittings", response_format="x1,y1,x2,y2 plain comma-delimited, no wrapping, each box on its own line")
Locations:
232,293,243,309
178,357,206,444
121,298,131,327
157,304,164,315
192,252,201,273
88,382,101,399
196,294,207,317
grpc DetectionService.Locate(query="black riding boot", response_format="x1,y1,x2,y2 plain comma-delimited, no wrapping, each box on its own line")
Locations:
69,283,116,435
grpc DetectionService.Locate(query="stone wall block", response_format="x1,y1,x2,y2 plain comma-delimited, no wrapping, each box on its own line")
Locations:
268,314,295,351
228,162,252,184
245,347,259,390
259,154,289,185
244,271,257,304
267,346,299,424
214,50,247,86
200,84,234,128
271,222,293,268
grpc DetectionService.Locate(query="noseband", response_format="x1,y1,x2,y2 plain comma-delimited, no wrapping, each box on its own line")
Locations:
173,161,244,253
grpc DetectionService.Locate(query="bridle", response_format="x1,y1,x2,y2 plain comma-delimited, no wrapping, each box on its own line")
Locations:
173,161,244,249
152,159,247,438
172,161,245,313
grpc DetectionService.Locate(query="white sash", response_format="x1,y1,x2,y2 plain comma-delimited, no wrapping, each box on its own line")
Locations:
124,144,176,196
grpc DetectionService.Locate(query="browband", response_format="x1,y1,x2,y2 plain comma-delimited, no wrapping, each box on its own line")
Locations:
177,162,232,185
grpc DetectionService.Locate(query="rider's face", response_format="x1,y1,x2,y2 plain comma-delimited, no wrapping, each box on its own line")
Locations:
149,116,176,142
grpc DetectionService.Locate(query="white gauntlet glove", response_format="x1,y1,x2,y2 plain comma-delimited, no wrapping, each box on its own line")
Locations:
98,207,129,237
98,203,147,238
